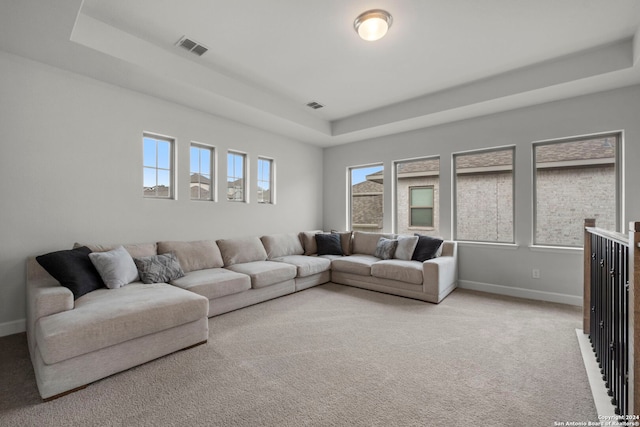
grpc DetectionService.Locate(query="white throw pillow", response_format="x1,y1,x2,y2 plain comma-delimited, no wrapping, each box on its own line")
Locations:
394,235,419,260
89,245,139,289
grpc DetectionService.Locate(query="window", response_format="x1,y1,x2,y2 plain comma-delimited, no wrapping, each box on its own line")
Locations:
227,151,246,202
394,157,440,235
143,133,174,199
454,147,515,243
534,133,620,247
190,144,214,201
349,164,384,232
410,187,434,227
257,157,274,204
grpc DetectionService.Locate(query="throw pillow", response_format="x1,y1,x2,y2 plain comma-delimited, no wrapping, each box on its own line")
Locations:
374,237,398,260
89,246,139,289
394,235,419,260
315,233,343,256
412,234,444,262
330,230,353,256
133,252,185,284
36,246,105,299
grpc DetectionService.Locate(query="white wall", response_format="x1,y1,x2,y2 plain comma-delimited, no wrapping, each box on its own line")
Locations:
323,85,640,305
0,52,324,335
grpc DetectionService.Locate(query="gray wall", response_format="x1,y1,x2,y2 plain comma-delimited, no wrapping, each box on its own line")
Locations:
323,85,640,305
0,52,324,335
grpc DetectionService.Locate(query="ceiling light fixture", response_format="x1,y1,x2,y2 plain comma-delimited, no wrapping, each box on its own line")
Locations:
354,9,393,41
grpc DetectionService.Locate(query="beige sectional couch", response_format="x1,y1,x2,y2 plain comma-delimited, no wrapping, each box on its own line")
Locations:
26,231,456,400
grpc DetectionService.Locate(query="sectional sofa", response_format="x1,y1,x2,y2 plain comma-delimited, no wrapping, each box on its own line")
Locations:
26,231,457,400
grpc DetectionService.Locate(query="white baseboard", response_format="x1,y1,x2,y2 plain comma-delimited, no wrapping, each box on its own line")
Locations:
0,319,26,337
575,329,616,417
458,280,582,306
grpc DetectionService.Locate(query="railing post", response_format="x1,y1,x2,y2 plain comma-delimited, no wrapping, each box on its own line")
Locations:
629,221,640,415
584,218,596,334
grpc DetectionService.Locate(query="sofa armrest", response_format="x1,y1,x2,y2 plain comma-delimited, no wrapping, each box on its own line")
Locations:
29,281,74,319
26,257,74,355
422,255,457,296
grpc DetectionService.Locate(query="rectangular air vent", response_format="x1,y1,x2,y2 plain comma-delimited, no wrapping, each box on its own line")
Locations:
306,101,324,110
177,36,208,56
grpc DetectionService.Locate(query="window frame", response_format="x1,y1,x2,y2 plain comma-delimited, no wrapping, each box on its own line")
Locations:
452,145,516,243
257,156,275,204
348,163,385,232
227,150,247,202
532,131,622,248
143,132,175,200
190,142,216,202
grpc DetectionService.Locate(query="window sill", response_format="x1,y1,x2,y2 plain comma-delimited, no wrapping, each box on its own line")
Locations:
456,241,519,250
529,245,583,254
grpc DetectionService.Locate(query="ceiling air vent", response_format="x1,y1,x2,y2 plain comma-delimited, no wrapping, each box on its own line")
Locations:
306,101,324,110
176,36,208,56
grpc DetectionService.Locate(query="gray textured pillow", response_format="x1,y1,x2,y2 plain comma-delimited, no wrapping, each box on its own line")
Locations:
374,238,398,260
394,235,419,260
89,246,139,289
133,252,185,284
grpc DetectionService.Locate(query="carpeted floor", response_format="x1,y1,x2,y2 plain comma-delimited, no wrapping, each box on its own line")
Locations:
0,284,597,426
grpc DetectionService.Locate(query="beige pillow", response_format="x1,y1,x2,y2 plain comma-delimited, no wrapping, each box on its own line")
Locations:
217,237,268,266
157,240,223,272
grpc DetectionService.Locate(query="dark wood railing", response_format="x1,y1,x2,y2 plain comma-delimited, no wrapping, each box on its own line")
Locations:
584,220,640,415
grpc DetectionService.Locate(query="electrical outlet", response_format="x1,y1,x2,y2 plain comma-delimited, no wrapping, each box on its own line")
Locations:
532,269,540,279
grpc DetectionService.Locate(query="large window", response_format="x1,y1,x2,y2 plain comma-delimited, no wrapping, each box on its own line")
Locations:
454,147,514,243
257,157,274,204
394,157,440,235
349,164,384,232
227,151,246,202
534,133,620,247
190,143,214,201
143,133,174,199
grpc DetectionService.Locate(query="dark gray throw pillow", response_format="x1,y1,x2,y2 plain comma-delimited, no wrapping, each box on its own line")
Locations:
36,246,105,299
133,252,185,284
412,234,444,262
315,233,343,256
374,237,398,260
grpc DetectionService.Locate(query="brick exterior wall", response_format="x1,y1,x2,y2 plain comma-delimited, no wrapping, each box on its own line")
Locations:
351,180,383,232
456,171,514,242
536,165,616,246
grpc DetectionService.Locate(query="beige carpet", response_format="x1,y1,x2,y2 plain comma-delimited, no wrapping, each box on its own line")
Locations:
0,284,597,426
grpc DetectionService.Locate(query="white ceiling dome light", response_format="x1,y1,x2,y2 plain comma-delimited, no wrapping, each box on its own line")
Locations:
354,9,393,41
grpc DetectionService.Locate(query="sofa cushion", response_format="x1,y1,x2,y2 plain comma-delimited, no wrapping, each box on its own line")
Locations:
331,254,380,276
217,237,268,266
226,261,296,289
331,230,353,256
261,233,304,259
412,235,444,262
371,260,424,285
36,246,105,299
89,246,139,289
299,230,323,255
35,283,207,365
273,255,331,278
171,268,251,299
394,235,419,261
316,233,343,256
157,240,223,272
74,242,157,258
133,253,185,284
352,232,395,256
374,238,398,260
